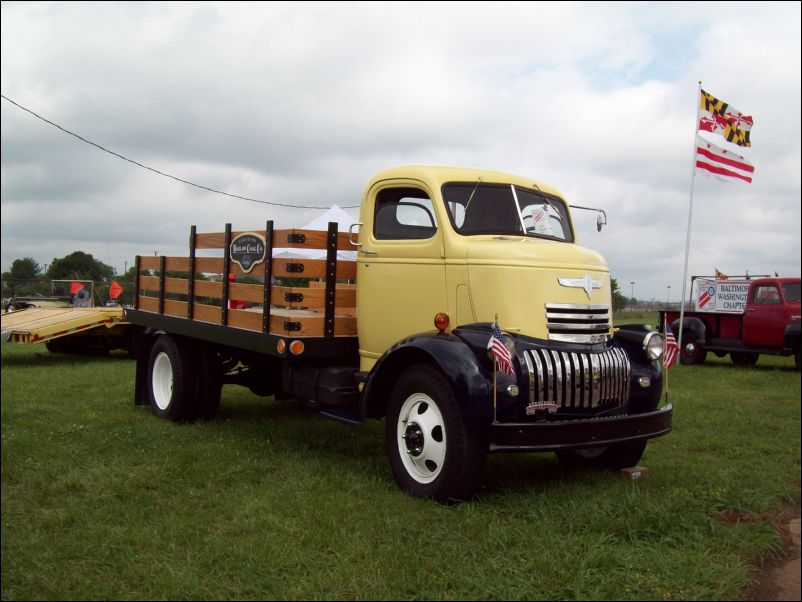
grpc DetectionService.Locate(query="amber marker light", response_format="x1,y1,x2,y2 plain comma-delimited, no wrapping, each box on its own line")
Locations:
276,339,286,354
289,340,305,355
434,312,450,332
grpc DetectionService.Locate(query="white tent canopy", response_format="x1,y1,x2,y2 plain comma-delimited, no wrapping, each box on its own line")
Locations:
273,204,358,260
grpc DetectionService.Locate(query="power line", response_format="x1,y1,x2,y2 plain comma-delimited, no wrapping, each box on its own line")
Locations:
1,94,359,210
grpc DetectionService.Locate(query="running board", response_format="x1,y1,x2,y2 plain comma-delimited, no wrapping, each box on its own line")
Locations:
319,407,363,425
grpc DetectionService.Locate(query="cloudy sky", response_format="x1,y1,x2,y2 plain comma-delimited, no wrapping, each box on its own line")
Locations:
2,1,800,302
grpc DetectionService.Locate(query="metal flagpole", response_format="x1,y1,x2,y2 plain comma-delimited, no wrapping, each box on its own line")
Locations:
676,81,703,366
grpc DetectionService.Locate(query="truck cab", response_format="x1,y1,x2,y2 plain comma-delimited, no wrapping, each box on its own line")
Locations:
356,166,610,368
742,279,800,350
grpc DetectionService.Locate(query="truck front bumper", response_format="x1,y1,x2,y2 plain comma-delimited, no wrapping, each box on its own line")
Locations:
488,404,672,452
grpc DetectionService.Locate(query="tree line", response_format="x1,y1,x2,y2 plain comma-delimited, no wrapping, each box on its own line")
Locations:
1,252,137,306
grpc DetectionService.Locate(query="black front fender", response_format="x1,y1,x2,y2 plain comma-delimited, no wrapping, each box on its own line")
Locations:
361,331,493,433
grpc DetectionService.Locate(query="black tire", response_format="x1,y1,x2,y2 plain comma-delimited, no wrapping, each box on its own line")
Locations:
148,335,198,422
556,440,647,470
680,334,707,365
730,352,759,367
385,364,485,503
194,346,222,420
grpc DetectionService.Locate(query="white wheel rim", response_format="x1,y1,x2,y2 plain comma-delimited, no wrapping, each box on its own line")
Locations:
152,351,174,410
396,392,446,484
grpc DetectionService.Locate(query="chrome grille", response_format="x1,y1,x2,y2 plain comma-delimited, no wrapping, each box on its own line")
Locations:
523,347,630,410
545,303,611,343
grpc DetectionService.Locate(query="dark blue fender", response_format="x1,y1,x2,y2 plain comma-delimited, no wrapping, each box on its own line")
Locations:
361,331,494,434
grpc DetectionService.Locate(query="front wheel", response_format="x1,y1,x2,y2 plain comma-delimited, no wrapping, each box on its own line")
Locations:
385,365,485,503
680,334,707,365
556,440,647,470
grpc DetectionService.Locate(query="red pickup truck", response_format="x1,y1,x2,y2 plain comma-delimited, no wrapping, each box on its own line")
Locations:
659,277,800,370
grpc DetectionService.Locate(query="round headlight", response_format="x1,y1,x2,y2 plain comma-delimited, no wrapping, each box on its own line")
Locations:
501,332,516,357
486,331,517,360
644,331,664,360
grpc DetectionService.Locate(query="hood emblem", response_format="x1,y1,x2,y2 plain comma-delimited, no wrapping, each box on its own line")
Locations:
558,274,603,300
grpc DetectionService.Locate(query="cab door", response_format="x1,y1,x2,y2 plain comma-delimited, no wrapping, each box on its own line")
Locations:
742,283,785,348
356,180,447,370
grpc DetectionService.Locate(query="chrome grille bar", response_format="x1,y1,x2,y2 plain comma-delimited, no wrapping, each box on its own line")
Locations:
545,303,612,343
523,347,630,410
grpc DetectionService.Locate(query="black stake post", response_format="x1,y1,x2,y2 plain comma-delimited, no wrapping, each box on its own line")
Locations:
133,255,141,310
188,225,196,320
263,221,274,334
324,222,338,337
158,255,166,315
221,223,232,326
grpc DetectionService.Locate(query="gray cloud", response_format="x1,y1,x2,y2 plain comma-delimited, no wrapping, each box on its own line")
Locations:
2,1,799,300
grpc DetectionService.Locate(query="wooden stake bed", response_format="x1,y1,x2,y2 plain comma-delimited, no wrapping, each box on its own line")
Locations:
128,221,359,357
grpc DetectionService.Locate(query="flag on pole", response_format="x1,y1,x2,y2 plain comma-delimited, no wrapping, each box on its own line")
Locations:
715,269,728,280
699,89,753,147
487,319,515,376
664,328,679,371
695,136,754,184
109,280,123,299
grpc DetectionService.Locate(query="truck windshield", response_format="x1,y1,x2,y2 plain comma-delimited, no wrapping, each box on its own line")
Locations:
442,182,574,242
783,282,801,302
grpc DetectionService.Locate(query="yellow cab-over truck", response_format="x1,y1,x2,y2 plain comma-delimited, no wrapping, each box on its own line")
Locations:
125,166,672,502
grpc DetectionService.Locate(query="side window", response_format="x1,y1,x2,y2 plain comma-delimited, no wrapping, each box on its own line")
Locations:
753,285,780,304
374,187,437,240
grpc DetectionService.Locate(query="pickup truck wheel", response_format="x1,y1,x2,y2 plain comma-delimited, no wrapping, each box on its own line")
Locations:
148,335,198,422
730,352,758,367
556,440,647,470
386,365,485,503
680,335,707,365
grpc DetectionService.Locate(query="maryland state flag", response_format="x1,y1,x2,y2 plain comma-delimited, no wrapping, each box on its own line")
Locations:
699,89,753,147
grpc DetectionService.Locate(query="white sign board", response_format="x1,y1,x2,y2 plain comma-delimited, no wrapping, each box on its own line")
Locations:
692,279,751,313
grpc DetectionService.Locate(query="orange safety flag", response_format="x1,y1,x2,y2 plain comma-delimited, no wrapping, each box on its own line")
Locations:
109,280,123,299
70,281,84,294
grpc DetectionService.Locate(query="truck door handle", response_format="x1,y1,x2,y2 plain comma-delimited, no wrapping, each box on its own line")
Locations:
359,248,377,256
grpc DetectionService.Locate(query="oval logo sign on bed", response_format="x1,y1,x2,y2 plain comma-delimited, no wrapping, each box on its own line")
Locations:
230,233,266,273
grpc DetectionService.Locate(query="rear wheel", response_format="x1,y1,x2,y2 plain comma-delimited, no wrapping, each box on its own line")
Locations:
194,346,222,420
148,335,198,421
385,364,485,503
730,352,759,367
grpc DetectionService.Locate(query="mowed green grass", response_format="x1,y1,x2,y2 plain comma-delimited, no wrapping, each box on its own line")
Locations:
1,333,800,600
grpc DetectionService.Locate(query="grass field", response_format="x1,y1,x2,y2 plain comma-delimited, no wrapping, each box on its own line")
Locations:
2,326,800,600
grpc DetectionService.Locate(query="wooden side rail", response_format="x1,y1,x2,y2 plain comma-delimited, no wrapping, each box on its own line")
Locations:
136,222,358,337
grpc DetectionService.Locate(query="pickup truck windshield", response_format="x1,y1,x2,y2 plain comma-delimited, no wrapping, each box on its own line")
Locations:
442,182,574,242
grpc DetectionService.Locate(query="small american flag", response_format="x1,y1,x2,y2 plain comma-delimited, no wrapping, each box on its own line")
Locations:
664,328,679,370
488,319,515,376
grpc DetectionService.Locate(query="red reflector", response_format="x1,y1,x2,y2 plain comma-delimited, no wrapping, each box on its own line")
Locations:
434,313,449,332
